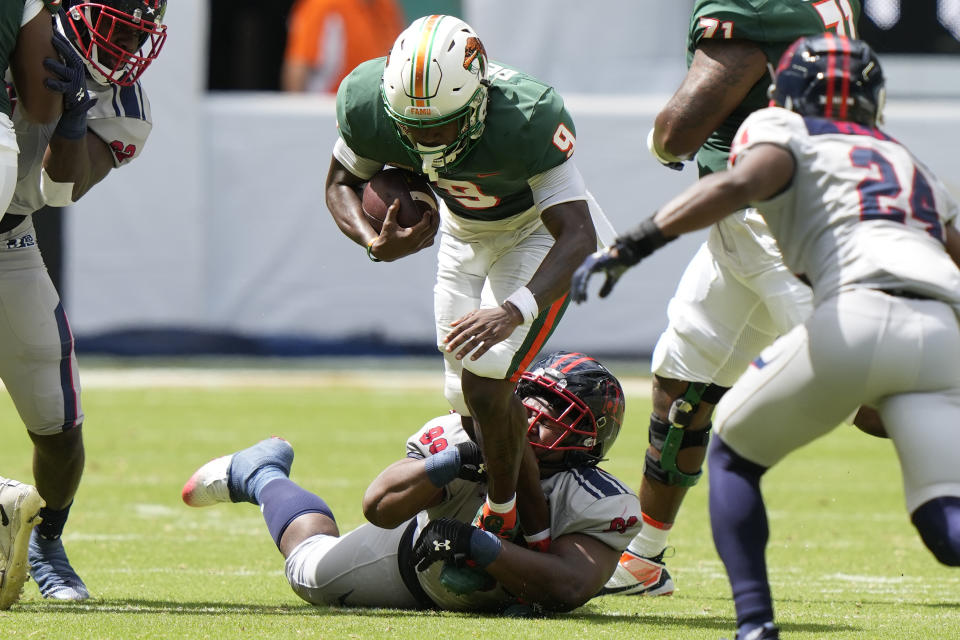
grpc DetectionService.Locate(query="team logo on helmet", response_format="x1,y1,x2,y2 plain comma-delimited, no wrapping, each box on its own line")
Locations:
463,37,486,75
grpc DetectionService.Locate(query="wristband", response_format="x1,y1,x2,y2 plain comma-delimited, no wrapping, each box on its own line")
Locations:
524,528,552,553
469,528,503,568
618,215,677,266
366,239,381,262
504,286,537,323
423,447,461,487
523,528,551,544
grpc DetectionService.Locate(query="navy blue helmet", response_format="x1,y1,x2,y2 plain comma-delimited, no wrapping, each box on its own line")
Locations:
769,34,885,126
516,351,625,469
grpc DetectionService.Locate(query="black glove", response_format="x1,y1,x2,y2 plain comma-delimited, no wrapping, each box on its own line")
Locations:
413,518,474,571
454,441,486,482
570,216,675,303
43,30,97,140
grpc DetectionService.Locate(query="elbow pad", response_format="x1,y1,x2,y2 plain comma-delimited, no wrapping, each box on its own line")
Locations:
41,168,76,207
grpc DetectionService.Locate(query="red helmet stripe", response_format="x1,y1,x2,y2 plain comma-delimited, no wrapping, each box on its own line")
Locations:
823,32,836,118
559,355,596,374
838,35,851,120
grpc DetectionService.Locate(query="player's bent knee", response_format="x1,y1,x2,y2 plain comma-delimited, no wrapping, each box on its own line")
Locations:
28,423,84,451
644,414,711,487
911,496,960,566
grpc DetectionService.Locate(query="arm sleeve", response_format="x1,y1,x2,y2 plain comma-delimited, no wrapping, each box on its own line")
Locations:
332,136,383,180
24,0,45,23
527,158,587,214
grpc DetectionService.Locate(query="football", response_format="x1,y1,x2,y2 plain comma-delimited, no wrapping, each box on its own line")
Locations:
361,168,437,233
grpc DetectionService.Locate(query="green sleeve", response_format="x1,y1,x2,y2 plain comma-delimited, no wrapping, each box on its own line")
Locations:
335,57,413,166
525,87,576,177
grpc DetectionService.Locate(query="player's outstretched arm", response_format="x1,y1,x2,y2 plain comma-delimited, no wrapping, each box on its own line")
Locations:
572,143,795,303
652,142,794,237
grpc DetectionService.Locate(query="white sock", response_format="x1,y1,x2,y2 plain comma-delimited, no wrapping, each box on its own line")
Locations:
626,513,671,558
486,495,516,514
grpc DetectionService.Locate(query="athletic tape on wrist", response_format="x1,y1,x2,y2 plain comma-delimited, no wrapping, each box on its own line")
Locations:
470,528,503,568
423,447,462,487
523,528,551,544
504,287,538,323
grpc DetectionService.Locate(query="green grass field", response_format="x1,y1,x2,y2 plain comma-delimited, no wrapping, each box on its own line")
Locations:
0,362,957,639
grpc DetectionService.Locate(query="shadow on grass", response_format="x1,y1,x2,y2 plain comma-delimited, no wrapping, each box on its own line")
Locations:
10,598,860,635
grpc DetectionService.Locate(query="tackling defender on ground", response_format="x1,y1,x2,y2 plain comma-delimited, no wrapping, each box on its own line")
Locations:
182,352,640,613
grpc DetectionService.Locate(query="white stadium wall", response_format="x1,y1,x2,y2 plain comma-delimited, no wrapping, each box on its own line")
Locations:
63,2,960,357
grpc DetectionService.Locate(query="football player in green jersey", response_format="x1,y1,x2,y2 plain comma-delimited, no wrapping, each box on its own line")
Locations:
326,15,604,547
573,0,870,608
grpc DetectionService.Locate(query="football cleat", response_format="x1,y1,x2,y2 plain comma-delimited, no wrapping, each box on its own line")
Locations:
181,454,232,507
596,548,675,596
182,437,293,507
0,479,45,610
722,622,781,640
28,531,90,601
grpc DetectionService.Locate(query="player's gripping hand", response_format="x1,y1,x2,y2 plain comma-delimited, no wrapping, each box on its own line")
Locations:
413,518,502,571
571,216,676,303
453,441,486,482
371,199,440,262
43,30,97,140
423,441,486,486
414,519,475,571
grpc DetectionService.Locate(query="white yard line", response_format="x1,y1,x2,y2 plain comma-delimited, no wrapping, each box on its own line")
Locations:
31,367,653,394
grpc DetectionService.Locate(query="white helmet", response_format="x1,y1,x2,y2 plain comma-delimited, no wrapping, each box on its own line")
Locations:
381,15,489,177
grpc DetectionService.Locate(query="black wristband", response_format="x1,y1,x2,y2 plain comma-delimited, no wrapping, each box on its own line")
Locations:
618,215,675,265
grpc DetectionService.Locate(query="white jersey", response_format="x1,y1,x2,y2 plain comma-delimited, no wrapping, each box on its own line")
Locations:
731,108,960,311
8,73,151,215
404,412,641,611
